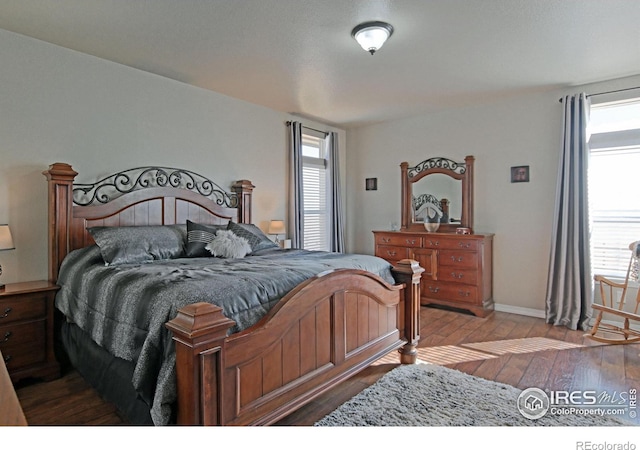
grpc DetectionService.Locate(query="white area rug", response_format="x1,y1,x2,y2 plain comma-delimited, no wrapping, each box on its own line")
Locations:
315,363,635,426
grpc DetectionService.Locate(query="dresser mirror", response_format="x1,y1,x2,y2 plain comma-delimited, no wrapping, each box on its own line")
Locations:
400,155,474,233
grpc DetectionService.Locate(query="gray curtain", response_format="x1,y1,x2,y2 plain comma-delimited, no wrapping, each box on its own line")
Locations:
288,121,304,249
328,131,345,253
545,93,592,331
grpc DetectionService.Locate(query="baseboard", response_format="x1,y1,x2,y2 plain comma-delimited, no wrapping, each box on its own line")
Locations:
494,303,627,328
493,303,545,319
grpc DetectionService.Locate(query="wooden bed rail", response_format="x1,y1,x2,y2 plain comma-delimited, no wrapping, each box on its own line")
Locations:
166,259,423,425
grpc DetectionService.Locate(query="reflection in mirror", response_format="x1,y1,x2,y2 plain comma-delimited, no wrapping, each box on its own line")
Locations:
412,173,462,224
400,156,474,232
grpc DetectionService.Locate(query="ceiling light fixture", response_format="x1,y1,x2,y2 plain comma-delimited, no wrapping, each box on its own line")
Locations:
351,21,394,55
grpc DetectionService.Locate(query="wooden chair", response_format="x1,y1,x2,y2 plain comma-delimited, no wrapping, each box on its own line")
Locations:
586,240,640,344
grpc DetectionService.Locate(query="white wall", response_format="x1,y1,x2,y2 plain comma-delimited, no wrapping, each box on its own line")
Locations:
0,29,344,284
346,74,640,314
2,26,637,315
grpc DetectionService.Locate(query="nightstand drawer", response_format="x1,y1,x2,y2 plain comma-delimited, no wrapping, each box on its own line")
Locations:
2,340,46,372
0,320,46,349
0,295,47,324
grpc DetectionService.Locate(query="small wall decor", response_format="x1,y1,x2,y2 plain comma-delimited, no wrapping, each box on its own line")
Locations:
510,165,529,183
365,178,378,191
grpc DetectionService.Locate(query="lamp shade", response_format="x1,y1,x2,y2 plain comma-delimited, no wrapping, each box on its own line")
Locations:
0,225,14,251
268,220,286,235
351,21,394,55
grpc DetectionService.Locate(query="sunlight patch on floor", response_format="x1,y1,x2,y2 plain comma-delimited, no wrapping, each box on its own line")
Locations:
374,337,585,366
460,337,583,355
416,345,498,365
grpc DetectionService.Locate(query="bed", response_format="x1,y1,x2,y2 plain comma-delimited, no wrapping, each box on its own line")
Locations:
43,162,423,426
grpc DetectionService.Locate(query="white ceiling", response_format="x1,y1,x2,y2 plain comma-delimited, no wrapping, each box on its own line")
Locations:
1,0,639,128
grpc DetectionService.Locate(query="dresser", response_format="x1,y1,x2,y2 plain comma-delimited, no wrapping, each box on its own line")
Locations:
374,231,494,317
0,281,60,383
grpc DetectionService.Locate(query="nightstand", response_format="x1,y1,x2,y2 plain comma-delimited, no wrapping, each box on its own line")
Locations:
0,281,60,383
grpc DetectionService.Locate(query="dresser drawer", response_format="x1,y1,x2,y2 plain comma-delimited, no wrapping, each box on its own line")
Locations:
376,245,410,262
439,250,479,269
0,295,47,324
423,237,479,251
375,234,422,248
421,282,479,304
438,268,478,285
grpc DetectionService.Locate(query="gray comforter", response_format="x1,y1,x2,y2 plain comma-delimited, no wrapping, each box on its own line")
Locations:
55,245,395,425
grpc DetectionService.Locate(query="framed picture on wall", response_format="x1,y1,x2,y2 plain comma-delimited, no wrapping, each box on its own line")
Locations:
511,165,529,183
365,178,378,191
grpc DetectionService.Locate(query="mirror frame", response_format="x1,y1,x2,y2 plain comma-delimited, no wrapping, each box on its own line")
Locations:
400,155,474,233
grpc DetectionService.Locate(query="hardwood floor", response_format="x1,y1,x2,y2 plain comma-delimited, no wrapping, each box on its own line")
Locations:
14,306,640,426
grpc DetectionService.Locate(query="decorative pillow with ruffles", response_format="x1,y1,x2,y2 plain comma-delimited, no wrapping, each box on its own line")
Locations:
205,230,252,259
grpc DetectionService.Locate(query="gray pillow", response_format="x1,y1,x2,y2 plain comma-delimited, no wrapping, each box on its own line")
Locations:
186,220,228,257
227,221,278,254
88,225,187,265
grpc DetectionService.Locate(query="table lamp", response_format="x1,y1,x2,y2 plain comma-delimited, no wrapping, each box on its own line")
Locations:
268,220,286,245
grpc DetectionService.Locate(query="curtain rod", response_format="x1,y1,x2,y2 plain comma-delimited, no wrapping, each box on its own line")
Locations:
285,120,327,135
558,86,640,103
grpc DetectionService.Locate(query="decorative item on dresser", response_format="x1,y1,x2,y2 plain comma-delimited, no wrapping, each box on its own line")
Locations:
0,281,60,383
374,230,493,317
376,154,494,317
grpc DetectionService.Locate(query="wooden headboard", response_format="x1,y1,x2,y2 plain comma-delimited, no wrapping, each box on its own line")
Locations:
43,163,254,283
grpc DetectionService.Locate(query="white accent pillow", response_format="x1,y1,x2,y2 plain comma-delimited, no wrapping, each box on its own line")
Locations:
205,230,252,259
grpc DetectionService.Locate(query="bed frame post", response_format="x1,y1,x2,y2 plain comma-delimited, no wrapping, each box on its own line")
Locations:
232,180,254,224
43,163,78,283
165,302,235,425
392,259,424,364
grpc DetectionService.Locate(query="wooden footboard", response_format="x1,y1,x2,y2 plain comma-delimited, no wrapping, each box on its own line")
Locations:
166,260,423,425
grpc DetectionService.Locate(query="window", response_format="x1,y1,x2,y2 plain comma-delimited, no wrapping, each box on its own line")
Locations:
588,98,640,278
301,130,330,251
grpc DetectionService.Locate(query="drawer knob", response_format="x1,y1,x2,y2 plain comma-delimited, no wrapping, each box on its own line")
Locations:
451,256,464,263
386,250,397,257
405,239,416,245
458,242,471,248
428,240,439,246
382,237,390,243
0,307,12,319
451,272,464,279
458,290,471,297
2,331,11,342
428,286,439,293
